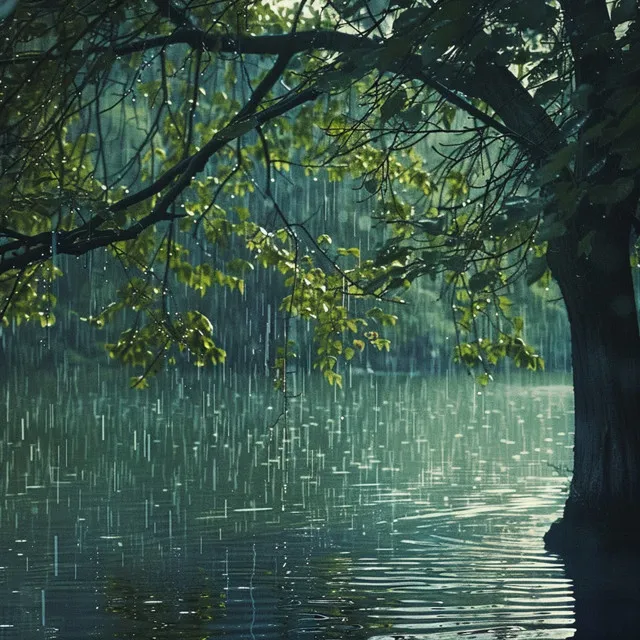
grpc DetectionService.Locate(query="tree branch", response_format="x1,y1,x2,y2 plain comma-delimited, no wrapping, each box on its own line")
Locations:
0,86,320,276
113,27,564,158
1,21,564,159
0,6,567,278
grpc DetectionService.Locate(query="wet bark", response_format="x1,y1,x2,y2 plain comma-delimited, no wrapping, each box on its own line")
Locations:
545,205,640,552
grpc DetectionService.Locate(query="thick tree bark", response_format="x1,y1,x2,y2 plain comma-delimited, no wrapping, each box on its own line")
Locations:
546,203,640,550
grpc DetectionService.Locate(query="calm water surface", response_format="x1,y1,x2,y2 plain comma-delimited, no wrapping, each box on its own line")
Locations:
0,369,577,638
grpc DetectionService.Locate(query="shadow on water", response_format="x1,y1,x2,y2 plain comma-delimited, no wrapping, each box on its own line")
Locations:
555,548,640,640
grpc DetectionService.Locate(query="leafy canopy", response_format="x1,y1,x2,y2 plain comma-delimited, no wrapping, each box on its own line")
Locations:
0,0,638,386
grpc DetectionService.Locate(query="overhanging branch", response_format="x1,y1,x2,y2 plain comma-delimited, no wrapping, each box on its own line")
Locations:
0,86,320,276
1,18,564,159
0,3,567,277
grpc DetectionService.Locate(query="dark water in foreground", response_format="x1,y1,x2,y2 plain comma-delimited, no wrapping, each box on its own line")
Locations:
0,369,581,638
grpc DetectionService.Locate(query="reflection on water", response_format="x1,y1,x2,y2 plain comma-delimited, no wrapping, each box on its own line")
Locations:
0,368,586,638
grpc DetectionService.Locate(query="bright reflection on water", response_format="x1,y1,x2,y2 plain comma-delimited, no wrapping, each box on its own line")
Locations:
0,368,576,639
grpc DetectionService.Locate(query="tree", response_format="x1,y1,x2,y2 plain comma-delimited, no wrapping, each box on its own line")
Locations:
1,0,639,549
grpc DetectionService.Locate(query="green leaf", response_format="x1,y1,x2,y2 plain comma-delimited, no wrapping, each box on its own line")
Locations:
323,369,343,387
364,178,379,193
420,18,471,67
380,89,407,123
337,247,360,258
317,69,354,92
489,195,539,236
446,255,466,273
468,271,497,293
38,312,55,328
589,177,635,205
498,296,512,315
476,372,493,386
417,216,447,236
130,375,150,390
533,144,577,186
526,257,548,286
399,105,422,127
366,307,398,326
440,104,456,130
393,7,429,33
577,230,596,258
536,215,566,242
374,241,410,266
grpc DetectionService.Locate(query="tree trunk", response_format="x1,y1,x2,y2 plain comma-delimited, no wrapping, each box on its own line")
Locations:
545,207,640,551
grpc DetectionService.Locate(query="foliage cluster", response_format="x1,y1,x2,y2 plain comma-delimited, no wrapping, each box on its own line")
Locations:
1,0,638,387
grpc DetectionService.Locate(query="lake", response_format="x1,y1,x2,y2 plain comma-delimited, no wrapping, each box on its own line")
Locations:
0,367,579,638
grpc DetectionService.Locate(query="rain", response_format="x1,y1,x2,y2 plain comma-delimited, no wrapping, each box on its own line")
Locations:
2,1,640,639
0,174,579,637
1,349,579,638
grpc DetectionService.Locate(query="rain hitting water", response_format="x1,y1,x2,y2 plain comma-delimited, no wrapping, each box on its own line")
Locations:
0,365,578,639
